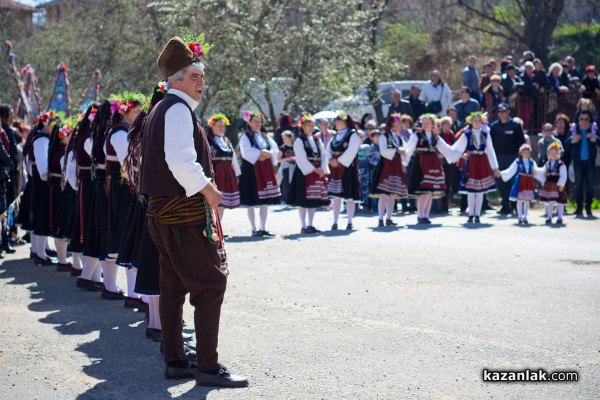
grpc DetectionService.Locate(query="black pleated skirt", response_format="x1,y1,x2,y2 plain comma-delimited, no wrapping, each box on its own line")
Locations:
32,174,51,236
134,214,160,295
107,174,133,259
68,178,93,253
116,196,145,268
54,185,77,239
83,177,108,260
16,180,33,230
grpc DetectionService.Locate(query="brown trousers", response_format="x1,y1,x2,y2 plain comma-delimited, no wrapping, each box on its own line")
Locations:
147,217,227,372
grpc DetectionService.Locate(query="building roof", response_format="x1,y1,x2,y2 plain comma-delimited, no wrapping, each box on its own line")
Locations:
0,0,39,12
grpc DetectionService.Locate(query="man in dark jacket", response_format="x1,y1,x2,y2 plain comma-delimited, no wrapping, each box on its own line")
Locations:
387,89,414,119
490,103,526,214
405,85,426,120
564,110,599,217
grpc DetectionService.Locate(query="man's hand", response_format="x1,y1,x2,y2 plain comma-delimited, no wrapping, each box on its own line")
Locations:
572,134,582,143
558,185,564,192
201,183,223,208
494,169,501,178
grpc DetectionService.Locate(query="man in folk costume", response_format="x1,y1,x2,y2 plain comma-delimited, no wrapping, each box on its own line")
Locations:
141,32,248,387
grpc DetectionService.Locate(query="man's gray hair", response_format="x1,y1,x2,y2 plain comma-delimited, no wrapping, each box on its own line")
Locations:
166,62,204,89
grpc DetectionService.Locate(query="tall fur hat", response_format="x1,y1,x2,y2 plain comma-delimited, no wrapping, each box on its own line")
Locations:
157,37,198,80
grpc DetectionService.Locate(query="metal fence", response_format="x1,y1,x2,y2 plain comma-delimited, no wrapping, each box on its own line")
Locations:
512,93,600,134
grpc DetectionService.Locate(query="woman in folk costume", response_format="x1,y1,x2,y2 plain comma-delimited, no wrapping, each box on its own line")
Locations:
538,142,568,225
104,92,146,305
21,111,62,265
117,83,167,335
369,113,408,227
435,112,500,223
74,105,107,290
500,143,544,224
326,112,361,230
286,114,330,233
403,113,446,224
207,113,240,220
47,119,79,271
239,110,280,236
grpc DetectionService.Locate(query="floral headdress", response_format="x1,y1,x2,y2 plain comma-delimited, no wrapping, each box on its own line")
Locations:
390,113,402,124
109,92,148,115
519,143,532,154
243,110,264,124
88,107,98,123
419,113,438,125
181,27,214,60
208,113,231,128
466,111,488,125
547,142,562,153
58,116,77,139
39,110,61,127
335,111,348,121
298,114,315,126
156,81,168,95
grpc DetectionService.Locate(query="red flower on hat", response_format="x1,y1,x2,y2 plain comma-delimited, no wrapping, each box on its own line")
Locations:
188,42,204,58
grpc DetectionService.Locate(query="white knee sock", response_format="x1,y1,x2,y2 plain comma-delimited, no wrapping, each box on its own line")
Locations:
55,239,68,264
557,204,564,219
475,193,484,217
516,200,524,220
467,193,475,216
332,198,342,224
386,198,395,220
101,260,119,293
307,208,316,226
259,205,268,231
30,233,39,257
125,268,139,298
423,193,433,219
80,255,99,281
148,296,161,330
299,208,307,228
523,201,530,219
45,237,55,251
378,198,386,220
247,207,256,231
72,252,83,270
546,202,555,219
346,200,355,224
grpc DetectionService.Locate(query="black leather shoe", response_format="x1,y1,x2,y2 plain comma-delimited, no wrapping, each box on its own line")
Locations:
467,216,474,223
196,365,249,388
56,262,72,272
185,348,197,362
70,267,82,277
45,249,58,257
331,223,338,231
259,230,274,236
137,300,149,314
251,231,262,237
345,223,353,230
124,297,140,308
2,244,16,254
165,361,197,380
474,216,480,224
102,288,125,300
306,226,321,234
385,219,396,226
76,278,104,291
35,255,58,266
152,329,163,342
146,328,159,339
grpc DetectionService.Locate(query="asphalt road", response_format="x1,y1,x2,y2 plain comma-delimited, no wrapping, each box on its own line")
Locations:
1,205,599,399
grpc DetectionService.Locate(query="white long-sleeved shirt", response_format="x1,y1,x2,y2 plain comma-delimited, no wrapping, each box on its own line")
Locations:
213,135,241,176
403,131,435,166
33,136,49,180
107,129,129,166
418,81,453,116
540,160,568,187
164,88,211,197
239,132,279,167
500,158,544,182
379,131,403,161
84,138,92,157
325,129,360,167
293,136,330,176
436,128,499,170
63,150,78,191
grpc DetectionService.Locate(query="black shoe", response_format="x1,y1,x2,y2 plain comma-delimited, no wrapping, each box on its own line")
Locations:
545,218,552,225
306,226,321,234
182,332,194,342
346,223,353,230
575,208,583,217
518,219,523,225
2,243,16,254
0,252,4,259
556,218,563,225
124,297,141,308
423,218,431,224
259,230,274,236
417,218,425,224
76,278,104,292
385,219,396,226
137,300,149,314
300,227,308,234
101,288,125,300
12,237,27,246
474,216,480,223
56,262,72,272
165,361,197,380
378,219,384,227
45,249,58,257
196,364,249,388
586,208,593,217
497,207,511,215
22,232,30,243
252,230,262,237
146,328,160,339
523,219,529,224
467,216,474,223
35,255,58,266
331,223,338,231
70,267,82,277
185,348,197,362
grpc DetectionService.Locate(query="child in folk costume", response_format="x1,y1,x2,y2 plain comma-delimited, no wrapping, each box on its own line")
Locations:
286,115,329,233
403,114,447,224
539,142,568,224
369,114,408,226
435,112,500,223
277,130,296,204
47,120,77,271
327,112,362,230
207,113,240,220
239,111,281,236
500,143,545,224
21,111,61,265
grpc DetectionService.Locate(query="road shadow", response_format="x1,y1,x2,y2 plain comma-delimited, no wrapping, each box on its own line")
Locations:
405,223,443,230
0,257,224,399
461,222,494,229
225,235,274,243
